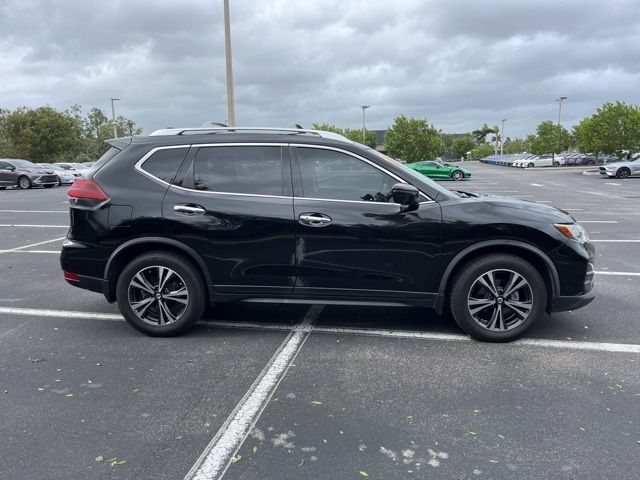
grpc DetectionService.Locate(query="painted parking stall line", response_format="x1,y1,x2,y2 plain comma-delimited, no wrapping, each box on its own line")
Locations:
184,305,324,480
2,306,640,355
594,271,640,277
0,224,68,228
0,210,68,213
0,236,66,253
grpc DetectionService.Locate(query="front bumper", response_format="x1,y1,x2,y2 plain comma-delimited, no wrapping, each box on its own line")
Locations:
549,290,596,312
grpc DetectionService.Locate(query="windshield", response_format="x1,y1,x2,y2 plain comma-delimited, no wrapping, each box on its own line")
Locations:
367,149,453,197
10,159,38,168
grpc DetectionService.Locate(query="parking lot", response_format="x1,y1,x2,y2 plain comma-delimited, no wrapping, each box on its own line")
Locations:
1,163,639,479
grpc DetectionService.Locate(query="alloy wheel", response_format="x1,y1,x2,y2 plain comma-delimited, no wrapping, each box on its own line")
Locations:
452,171,463,181
19,177,31,189
467,269,533,332
128,266,189,326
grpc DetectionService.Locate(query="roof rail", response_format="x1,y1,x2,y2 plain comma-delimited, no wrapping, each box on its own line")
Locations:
147,127,355,144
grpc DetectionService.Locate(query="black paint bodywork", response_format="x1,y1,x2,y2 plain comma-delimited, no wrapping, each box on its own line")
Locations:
60,133,595,314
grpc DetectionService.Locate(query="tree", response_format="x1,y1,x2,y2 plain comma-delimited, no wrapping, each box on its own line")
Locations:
384,115,445,162
311,122,377,148
528,120,570,155
504,138,529,154
451,135,476,158
574,101,640,158
0,107,80,162
469,143,495,161
0,105,142,162
471,123,496,144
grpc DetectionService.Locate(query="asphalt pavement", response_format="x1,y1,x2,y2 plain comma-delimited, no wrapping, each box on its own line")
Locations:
0,163,638,479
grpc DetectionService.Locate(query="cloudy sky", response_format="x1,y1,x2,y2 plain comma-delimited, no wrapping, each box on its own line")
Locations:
1,0,639,137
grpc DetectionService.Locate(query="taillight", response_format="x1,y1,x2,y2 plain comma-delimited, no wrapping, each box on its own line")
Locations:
68,179,109,209
63,271,80,281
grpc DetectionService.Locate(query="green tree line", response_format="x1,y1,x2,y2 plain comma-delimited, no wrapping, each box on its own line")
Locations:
0,105,142,163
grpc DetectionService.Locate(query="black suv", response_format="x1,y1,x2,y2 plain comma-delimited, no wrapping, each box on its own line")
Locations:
60,127,595,341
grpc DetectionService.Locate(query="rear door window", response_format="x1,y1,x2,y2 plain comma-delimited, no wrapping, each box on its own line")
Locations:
191,146,288,196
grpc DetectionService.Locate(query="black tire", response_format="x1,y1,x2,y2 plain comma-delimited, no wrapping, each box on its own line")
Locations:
527,162,534,168
449,254,547,342
55,176,62,187
0,186,6,190
553,161,560,167
616,168,631,179
451,170,464,181
116,251,206,336
43,185,54,188
17,176,32,189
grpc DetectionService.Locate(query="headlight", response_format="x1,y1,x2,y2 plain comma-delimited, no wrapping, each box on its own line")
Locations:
554,223,589,244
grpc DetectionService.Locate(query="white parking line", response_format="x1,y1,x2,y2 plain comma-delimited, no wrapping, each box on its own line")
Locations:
594,271,640,276
1,306,639,355
2,250,61,253
580,221,618,224
535,201,553,203
0,237,66,253
0,210,67,213
563,209,583,211
590,240,640,243
605,183,621,186
184,305,323,480
530,183,544,186
0,224,68,228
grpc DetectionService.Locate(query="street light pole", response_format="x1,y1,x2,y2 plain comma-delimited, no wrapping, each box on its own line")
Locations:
110,98,120,138
500,118,506,156
223,0,236,127
360,105,370,143
555,96,567,155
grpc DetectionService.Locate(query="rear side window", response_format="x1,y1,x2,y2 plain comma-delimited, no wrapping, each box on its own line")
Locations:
140,147,189,183
192,146,286,196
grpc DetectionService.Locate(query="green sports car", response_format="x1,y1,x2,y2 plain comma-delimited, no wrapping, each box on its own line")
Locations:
406,160,471,181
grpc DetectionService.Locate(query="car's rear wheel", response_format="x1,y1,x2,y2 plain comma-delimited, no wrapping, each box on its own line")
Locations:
553,161,560,167
616,168,631,179
116,251,205,336
449,254,547,342
527,162,534,168
451,170,464,181
18,176,32,189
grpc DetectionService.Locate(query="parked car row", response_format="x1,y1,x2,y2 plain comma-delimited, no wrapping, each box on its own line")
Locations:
481,152,624,168
0,158,93,189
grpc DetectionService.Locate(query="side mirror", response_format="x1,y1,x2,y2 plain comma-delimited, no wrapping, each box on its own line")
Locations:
391,183,420,211
5,166,16,171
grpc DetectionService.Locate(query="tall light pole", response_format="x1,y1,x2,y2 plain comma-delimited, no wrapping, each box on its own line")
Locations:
360,105,370,143
110,98,120,138
555,96,567,155
223,0,236,127
500,118,507,156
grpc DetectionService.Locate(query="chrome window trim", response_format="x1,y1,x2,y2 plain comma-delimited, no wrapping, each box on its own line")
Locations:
135,142,435,204
169,184,293,200
290,144,434,203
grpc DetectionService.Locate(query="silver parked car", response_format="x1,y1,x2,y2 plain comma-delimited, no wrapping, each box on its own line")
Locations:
0,159,60,189
599,156,640,178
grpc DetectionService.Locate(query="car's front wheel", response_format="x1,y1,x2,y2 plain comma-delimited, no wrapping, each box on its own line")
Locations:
451,170,464,181
449,254,547,342
616,168,631,179
18,176,32,189
116,251,206,336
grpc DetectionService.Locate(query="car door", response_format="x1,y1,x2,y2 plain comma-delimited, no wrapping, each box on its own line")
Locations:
0,161,17,185
291,145,442,300
162,143,296,296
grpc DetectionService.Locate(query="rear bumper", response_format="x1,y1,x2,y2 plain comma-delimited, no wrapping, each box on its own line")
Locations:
63,273,105,295
549,291,596,312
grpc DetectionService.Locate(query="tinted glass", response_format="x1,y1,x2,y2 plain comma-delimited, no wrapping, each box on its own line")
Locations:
140,148,187,183
193,146,285,195
0,161,11,169
10,159,37,168
297,148,396,202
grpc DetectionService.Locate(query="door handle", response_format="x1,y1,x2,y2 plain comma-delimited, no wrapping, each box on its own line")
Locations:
174,204,206,215
299,213,332,227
